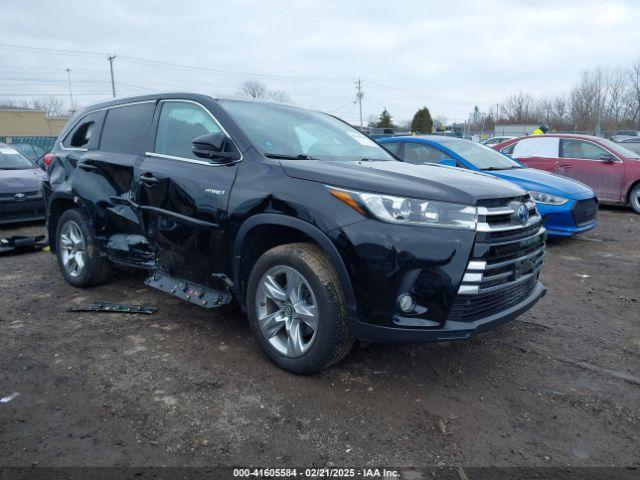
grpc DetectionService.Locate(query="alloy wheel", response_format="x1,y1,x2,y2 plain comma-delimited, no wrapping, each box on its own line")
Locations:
255,265,319,358
59,220,86,278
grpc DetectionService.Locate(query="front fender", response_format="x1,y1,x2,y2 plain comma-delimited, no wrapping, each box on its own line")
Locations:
232,213,358,323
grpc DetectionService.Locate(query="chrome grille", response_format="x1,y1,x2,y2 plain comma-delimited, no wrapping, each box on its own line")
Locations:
455,196,545,300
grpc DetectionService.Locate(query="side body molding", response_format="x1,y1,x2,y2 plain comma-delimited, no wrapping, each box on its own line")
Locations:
232,214,358,322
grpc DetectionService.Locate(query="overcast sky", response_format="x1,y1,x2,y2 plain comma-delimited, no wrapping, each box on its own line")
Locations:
2,0,640,124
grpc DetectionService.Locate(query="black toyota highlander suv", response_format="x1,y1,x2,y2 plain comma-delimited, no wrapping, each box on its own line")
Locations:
44,93,546,374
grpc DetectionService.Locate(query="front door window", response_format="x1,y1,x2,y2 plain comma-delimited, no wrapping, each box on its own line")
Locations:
154,101,222,160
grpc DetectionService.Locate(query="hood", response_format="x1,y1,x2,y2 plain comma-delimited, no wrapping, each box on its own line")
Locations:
491,167,594,198
280,160,525,204
0,168,47,194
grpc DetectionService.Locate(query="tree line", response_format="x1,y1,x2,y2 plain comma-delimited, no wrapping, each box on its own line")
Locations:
497,61,640,132
0,96,68,117
373,106,435,133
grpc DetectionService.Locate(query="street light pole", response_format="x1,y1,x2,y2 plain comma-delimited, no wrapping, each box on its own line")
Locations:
65,68,74,111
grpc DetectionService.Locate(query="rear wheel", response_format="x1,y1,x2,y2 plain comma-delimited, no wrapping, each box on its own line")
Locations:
630,184,640,214
246,243,353,374
56,208,112,287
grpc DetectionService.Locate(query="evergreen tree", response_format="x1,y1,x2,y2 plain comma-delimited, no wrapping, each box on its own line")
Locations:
376,109,394,128
411,106,433,133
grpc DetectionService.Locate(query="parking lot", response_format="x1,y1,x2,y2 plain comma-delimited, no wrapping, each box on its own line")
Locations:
0,207,639,467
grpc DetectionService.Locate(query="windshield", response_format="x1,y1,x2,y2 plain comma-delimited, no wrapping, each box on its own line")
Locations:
0,145,35,170
438,139,522,170
598,138,640,158
219,100,395,162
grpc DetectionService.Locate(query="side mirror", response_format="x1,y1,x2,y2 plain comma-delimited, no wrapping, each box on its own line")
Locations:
439,159,457,167
599,154,614,163
192,133,240,162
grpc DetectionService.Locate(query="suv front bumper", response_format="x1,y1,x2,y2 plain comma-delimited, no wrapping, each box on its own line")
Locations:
331,196,546,343
350,280,546,343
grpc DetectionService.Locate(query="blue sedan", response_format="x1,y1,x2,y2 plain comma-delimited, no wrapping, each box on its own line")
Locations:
379,136,598,237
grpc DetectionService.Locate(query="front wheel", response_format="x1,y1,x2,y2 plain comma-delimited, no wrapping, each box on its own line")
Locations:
246,243,353,374
629,184,640,214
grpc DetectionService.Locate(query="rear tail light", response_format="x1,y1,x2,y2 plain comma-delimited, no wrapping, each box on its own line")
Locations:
43,153,55,167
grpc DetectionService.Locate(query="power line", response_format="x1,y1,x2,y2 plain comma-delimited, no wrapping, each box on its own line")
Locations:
365,80,482,107
0,42,350,84
0,43,107,57
0,92,113,97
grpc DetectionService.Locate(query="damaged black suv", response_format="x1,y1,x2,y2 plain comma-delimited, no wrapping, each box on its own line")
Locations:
44,94,546,373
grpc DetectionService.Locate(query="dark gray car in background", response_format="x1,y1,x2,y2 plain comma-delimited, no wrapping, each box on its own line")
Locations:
0,142,47,225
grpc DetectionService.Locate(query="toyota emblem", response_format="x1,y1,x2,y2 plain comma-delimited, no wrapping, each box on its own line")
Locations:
517,204,529,225
14,192,26,201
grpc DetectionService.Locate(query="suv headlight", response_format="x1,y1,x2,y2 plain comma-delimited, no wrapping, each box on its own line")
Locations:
329,187,477,230
528,190,569,205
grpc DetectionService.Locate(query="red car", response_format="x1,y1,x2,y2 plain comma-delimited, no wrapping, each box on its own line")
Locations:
494,134,640,213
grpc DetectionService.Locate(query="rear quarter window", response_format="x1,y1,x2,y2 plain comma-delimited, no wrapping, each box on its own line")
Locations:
501,143,516,155
99,102,155,154
62,110,105,149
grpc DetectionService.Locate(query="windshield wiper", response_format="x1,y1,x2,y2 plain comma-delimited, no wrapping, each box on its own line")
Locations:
264,153,316,160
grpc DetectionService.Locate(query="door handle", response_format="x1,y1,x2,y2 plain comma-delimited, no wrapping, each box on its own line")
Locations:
78,163,98,171
139,173,160,185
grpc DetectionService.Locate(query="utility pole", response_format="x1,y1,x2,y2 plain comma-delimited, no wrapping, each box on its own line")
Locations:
65,68,74,110
355,79,364,130
108,55,117,97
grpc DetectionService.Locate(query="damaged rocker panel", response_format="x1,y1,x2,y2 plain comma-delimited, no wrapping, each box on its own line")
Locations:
144,271,232,309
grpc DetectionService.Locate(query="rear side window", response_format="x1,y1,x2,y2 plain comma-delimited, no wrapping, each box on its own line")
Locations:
403,143,454,164
560,139,609,160
382,142,401,155
512,137,559,158
154,101,222,160
63,111,104,149
100,103,155,154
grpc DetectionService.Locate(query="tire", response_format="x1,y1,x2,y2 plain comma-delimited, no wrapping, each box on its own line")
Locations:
246,243,353,374
55,208,112,287
629,184,640,214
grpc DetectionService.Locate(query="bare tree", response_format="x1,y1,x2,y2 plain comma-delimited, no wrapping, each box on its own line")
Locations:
604,68,629,127
537,96,555,125
629,60,640,128
268,89,290,103
569,69,607,131
237,80,290,104
0,97,32,109
32,96,65,117
238,80,268,99
501,92,538,123
553,94,568,121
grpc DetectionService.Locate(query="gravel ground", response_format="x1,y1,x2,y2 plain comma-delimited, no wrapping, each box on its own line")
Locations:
0,207,639,468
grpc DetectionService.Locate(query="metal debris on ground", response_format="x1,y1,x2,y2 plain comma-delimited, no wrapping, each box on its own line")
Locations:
66,303,158,315
0,235,48,256
0,392,20,404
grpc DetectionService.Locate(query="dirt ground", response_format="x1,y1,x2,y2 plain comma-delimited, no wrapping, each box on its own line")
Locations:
1,207,639,468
